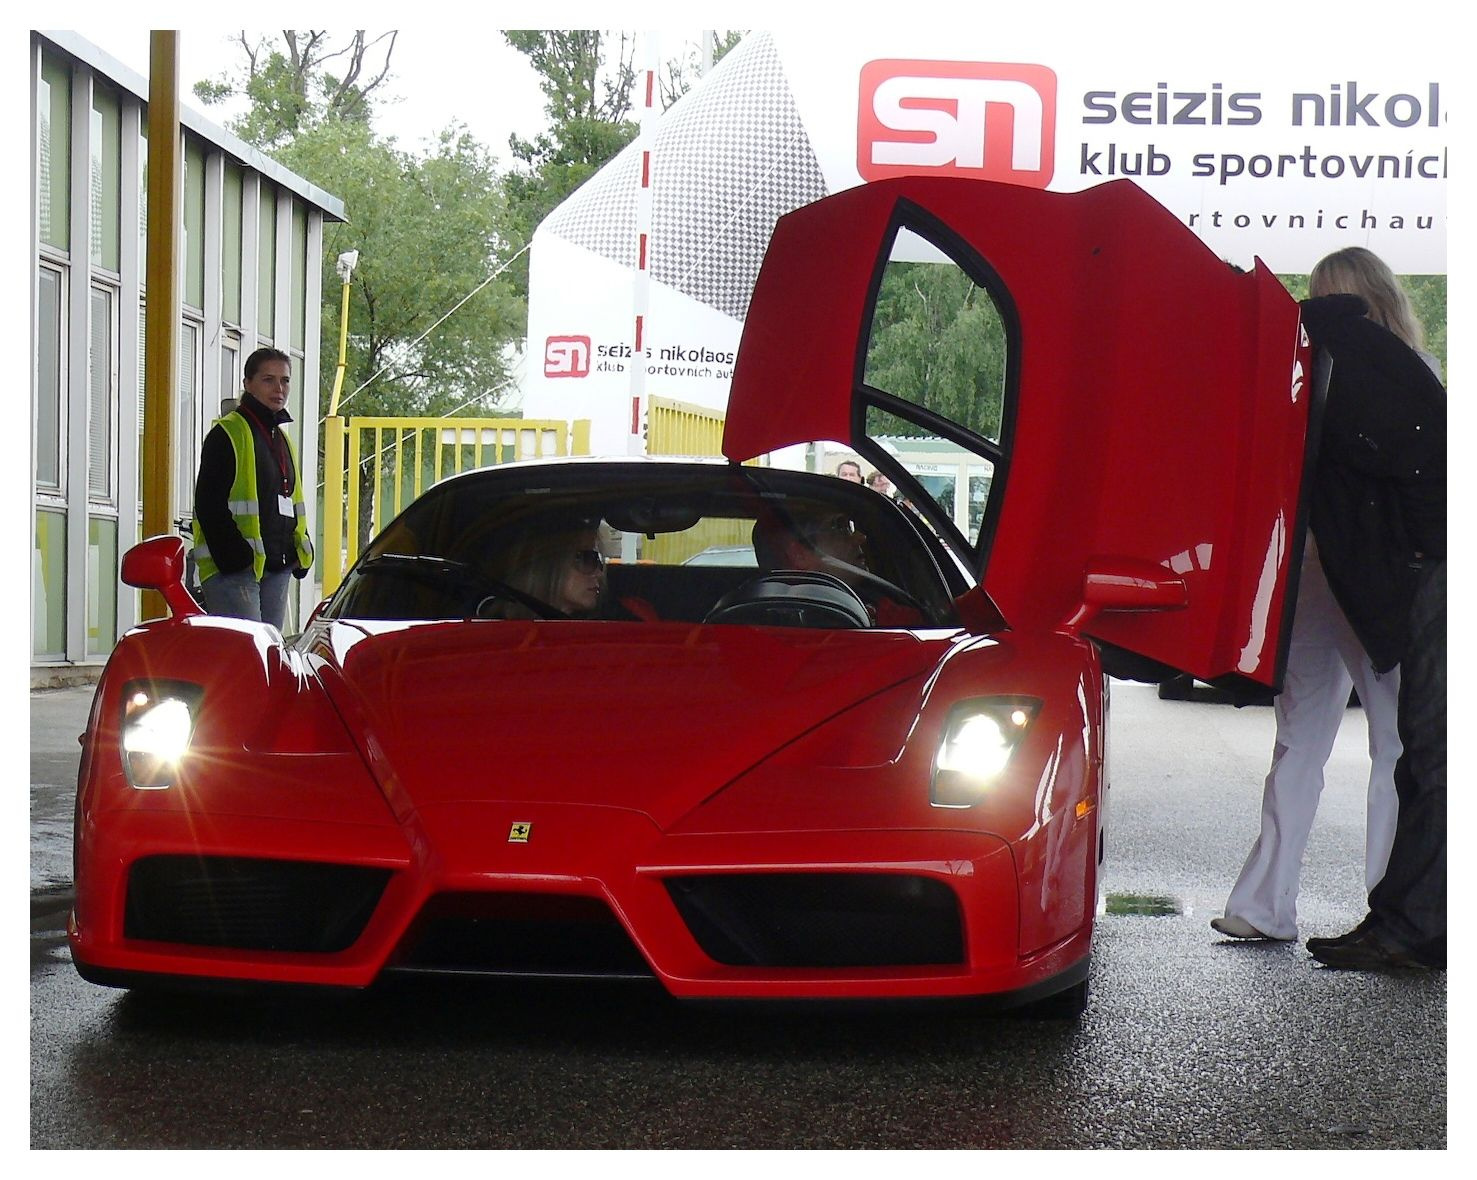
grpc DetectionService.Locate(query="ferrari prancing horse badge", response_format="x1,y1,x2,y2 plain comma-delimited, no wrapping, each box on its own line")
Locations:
508,822,532,843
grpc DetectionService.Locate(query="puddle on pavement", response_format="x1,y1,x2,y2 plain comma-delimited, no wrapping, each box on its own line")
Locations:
1104,892,1183,917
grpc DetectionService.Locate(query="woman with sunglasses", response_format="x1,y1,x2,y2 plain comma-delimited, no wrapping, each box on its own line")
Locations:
486,525,607,619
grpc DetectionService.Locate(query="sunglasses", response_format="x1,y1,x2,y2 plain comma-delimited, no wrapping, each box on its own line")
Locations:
572,548,607,574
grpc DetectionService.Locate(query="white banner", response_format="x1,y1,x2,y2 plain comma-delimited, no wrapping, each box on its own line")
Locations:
801,29,1446,273
525,25,1447,455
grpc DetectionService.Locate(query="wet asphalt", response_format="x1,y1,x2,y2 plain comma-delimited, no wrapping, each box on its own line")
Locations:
29,680,1448,1150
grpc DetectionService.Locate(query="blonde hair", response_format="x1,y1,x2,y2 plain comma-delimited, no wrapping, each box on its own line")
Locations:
1308,247,1424,350
499,527,602,615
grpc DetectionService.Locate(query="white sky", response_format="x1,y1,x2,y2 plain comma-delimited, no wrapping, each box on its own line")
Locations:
76,28,549,163
64,23,732,164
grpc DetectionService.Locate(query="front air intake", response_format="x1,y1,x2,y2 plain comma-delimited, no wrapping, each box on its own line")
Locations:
124,855,390,953
391,892,654,979
666,873,964,967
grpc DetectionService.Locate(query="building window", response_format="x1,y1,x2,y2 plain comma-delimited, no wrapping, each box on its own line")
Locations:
223,162,244,324
136,300,146,508
87,516,119,658
258,184,277,333
291,200,308,351
137,125,147,268
38,51,71,253
177,320,201,517
221,335,241,417
90,81,122,272
184,136,206,311
33,509,67,660
36,265,65,491
88,285,116,501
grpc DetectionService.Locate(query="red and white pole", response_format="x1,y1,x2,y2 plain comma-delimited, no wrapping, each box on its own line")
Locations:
629,33,661,458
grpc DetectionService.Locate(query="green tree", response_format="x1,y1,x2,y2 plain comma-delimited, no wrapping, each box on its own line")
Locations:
193,31,522,418
499,31,641,299
194,30,397,150
864,259,1009,443
278,119,522,419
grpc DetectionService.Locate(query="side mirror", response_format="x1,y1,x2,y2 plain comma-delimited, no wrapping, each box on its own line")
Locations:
1061,557,1187,633
121,536,204,620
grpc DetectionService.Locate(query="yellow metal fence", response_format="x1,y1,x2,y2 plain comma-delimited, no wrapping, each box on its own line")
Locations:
643,395,751,564
321,415,590,594
646,395,727,458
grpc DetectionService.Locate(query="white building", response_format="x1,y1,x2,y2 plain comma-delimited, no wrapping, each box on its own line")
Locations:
29,31,345,682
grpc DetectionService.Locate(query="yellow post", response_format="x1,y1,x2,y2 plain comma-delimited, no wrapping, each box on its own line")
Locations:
572,419,591,456
140,31,182,620
321,416,345,595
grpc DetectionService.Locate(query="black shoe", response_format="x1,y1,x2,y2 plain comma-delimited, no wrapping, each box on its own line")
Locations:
1307,920,1431,971
1305,914,1376,955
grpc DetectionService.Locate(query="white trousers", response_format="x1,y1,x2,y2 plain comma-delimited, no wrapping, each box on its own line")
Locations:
1222,541,1401,940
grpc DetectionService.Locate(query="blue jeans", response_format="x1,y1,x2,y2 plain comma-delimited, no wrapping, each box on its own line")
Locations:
201,566,293,631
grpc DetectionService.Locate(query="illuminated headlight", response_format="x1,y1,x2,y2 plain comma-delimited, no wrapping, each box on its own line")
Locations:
931,698,1039,808
121,681,202,789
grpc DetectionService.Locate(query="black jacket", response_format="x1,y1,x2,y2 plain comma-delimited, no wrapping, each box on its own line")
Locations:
1301,294,1446,672
193,394,303,577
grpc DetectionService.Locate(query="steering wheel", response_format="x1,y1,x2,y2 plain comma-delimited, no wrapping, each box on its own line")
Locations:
816,555,930,616
703,570,871,629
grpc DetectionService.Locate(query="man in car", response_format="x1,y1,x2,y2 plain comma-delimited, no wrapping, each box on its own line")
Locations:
751,505,925,628
752,505,868,577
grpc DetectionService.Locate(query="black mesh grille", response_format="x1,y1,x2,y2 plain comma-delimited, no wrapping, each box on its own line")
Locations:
124,855,390,953
392,893,653,978
666,873,964,967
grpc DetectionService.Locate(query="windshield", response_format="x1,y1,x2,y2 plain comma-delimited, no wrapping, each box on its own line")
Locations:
323,464,966,629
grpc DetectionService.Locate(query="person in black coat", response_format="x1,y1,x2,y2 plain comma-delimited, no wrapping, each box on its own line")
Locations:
1297,253,1446,971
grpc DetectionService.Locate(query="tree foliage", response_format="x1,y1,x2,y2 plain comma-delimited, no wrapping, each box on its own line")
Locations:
193,30,521,418
498,31,641,299
656,30,746,109
864,260,1008,442
277,120,521,418
194,30,397,150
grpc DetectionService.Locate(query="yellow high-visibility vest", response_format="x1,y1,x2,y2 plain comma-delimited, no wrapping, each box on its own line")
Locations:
192,410,313,582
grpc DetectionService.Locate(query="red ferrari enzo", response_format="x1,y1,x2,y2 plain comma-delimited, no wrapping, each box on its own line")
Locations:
70,178,1314,1016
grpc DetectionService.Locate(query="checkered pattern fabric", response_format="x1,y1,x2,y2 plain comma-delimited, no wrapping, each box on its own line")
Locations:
540,32,829,319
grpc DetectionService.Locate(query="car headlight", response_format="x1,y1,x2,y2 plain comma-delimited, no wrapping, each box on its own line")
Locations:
931,697,1039,808
121,681,202,789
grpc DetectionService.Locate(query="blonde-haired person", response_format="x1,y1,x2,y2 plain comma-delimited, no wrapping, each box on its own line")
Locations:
1213,248,1440,947
1297,250,1445,970
484,525,607,619
1308,246,1441,378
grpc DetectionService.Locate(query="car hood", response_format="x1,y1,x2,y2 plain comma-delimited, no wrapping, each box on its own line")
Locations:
310,619,957,830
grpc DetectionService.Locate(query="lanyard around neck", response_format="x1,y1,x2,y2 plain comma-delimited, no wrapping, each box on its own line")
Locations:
245,412,291,495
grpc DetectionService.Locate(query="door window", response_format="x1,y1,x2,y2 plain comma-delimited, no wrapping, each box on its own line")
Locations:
859,218,1016,558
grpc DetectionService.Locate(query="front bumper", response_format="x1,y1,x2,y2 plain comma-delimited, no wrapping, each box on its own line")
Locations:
71,801,1092,1001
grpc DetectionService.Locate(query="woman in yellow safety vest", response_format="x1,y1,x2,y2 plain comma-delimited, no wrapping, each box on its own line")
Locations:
191,347,314,630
